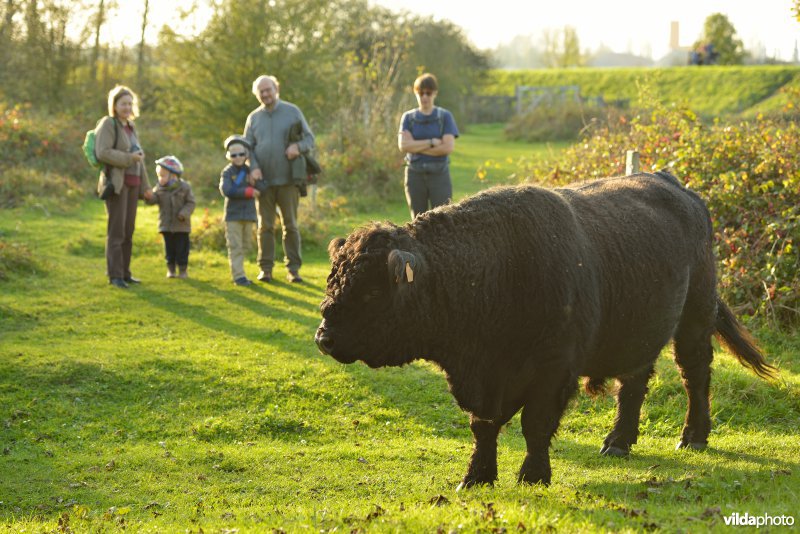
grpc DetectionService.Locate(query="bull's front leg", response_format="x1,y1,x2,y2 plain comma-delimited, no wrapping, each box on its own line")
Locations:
457,415,502,490
518,366,578,485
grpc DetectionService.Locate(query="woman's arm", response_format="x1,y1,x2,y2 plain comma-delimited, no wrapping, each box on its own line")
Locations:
95,117,136,168
139,155,151,200
398,130,444,154
422,134,455,156
143,185,159,205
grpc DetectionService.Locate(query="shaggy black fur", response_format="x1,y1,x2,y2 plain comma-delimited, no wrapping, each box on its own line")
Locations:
315,171,775,488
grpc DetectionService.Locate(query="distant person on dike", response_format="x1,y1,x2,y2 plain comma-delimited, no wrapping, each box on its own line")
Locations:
398,72,459,219
146,155,195,279
94,85,153,289
219,135,265,287
244,75,315,284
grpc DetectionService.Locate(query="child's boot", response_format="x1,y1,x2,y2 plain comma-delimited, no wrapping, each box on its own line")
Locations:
166,263,177,278
178,265,188,279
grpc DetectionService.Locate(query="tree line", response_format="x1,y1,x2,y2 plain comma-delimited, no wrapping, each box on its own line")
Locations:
0,0,488,144
491,13,755,69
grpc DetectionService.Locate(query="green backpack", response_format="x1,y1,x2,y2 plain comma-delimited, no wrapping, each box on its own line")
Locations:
82,118,118,170
82,130,102,169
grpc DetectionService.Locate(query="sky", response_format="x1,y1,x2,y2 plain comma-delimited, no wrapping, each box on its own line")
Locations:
110,0,799,61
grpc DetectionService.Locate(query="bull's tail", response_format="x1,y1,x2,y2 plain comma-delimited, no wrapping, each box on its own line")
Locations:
714,297,777,380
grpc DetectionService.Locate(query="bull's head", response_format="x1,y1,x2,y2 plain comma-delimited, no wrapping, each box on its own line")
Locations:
315,223,422,368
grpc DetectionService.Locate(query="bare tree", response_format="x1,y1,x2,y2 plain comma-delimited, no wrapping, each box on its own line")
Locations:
541,26,584,68
0,0,19,78
90,0,105,81
137,0,148,84
0,0,17,39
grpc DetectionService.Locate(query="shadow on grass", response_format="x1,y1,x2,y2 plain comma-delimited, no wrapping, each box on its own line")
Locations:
127,281,315,345
0,303,39,334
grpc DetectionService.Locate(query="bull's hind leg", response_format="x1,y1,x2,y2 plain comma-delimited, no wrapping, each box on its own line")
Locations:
458,411,516,490
673,324,714,450
518,366,578,485
600,363,656,457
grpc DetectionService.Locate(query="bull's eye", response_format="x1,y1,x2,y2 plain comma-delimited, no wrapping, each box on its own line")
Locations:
361,288,384,303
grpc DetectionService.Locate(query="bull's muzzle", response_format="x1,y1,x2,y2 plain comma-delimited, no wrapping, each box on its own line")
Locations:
315,320,335,355
315,320,359,363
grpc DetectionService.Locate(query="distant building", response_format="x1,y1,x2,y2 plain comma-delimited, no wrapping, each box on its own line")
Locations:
656,20,690,66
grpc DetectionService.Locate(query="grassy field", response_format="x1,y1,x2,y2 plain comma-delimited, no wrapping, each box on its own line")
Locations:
481,66,800,118
1,125,798,532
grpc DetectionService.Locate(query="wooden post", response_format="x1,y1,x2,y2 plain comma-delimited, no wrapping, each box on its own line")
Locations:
625,150,640,174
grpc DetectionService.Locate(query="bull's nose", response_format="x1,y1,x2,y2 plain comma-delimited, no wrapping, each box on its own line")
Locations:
315,326,334,355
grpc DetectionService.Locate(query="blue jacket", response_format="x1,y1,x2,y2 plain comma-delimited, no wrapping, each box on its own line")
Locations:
219,163,264,222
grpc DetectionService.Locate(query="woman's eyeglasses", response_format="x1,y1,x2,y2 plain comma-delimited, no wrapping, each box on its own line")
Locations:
229,152,247,158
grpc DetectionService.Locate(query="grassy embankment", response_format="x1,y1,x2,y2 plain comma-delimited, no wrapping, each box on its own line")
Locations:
1,124,798,532
482,65,800,118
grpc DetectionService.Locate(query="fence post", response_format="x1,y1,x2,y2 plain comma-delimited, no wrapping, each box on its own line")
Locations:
625,150,640,174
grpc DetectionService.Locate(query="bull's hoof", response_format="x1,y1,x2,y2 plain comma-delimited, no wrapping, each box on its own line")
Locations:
676,440,707,451
600,444,630,457
517,464,551,486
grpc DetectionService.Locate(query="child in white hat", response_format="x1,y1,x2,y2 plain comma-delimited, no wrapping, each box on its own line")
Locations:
147,155,195,278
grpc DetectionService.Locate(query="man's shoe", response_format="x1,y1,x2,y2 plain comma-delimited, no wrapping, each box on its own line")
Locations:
234,277,253,286
124,276,141,284
287,271,303,283
257,270,272,283
110,278,129,289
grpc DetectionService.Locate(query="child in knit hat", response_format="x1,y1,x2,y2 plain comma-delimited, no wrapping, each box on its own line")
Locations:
147,155,195,278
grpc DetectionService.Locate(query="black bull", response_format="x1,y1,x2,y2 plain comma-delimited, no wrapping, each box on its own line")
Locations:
315,172,775,488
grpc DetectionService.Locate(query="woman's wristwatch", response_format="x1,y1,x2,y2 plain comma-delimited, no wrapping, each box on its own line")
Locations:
429,139,434,148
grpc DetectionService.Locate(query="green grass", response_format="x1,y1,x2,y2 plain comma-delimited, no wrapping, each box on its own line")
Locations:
1,126,798,533
481,66,800,118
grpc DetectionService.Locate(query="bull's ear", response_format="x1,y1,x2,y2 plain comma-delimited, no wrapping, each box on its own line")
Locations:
387,249,417,284
327,237,346,261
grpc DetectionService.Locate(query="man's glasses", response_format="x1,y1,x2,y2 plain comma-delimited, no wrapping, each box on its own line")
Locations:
417,91,434,97
229,152,247,158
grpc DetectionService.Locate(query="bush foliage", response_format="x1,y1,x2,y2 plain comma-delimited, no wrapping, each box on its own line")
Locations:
504,100,627,142
520,88,799,327
0,103,96,210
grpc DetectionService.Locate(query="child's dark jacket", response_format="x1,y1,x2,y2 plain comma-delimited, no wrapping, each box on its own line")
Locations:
219,163,264,222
